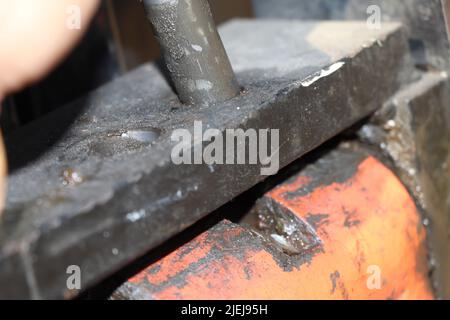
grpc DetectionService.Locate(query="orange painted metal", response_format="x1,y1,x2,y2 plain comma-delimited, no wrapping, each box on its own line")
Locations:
117,151,433,300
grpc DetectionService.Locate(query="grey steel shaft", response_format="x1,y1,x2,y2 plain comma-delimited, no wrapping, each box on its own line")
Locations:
143,0,240,106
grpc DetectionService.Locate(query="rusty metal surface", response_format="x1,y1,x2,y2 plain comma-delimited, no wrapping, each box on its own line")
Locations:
0,21,410,299
253,0,450,70
359,71,450,298
113,147,432,300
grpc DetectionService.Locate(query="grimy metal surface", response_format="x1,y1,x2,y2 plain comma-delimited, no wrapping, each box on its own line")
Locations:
0,21,410,299
143,0,240,106
253,0,450,70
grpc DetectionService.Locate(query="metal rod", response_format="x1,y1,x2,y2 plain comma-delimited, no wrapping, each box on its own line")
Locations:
143,0,240,106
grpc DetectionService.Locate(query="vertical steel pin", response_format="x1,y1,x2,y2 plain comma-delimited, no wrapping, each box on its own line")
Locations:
144,0,240,106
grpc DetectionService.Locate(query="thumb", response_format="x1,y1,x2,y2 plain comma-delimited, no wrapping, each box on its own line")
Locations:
0,0,100,97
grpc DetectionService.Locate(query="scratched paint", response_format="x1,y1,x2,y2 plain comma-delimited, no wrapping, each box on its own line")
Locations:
114,150,433,300
300,61,345,87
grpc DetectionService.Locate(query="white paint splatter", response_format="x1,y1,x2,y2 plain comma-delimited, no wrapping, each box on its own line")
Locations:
126,209,146,223
191,44,203,52
188,79,213,92
300,61,346,87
